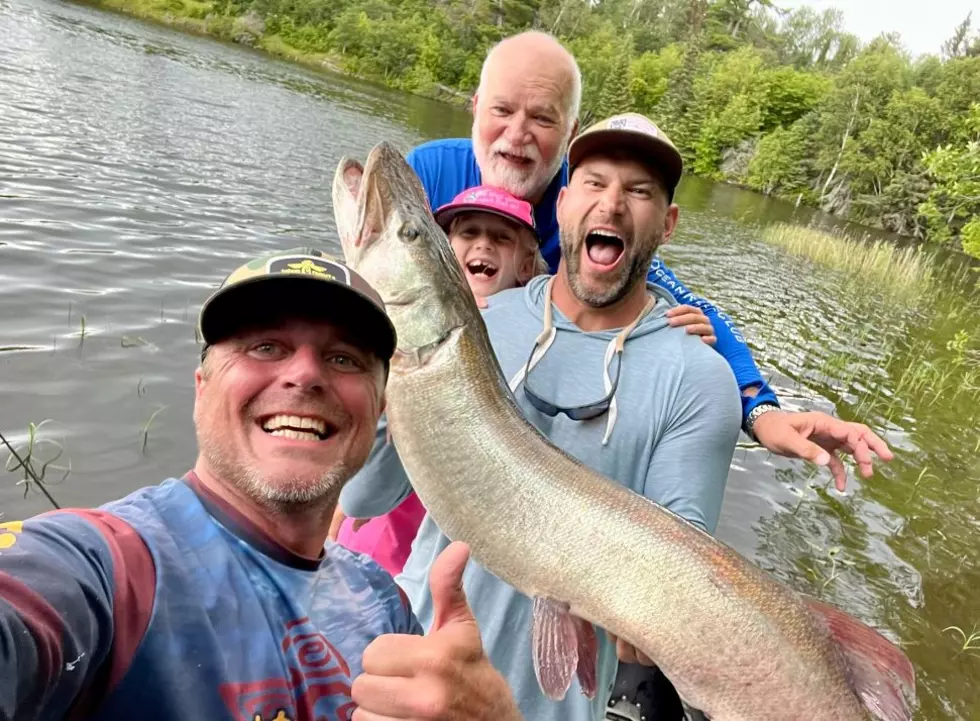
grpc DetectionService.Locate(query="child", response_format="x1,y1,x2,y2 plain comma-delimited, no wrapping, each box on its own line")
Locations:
332,185,545,575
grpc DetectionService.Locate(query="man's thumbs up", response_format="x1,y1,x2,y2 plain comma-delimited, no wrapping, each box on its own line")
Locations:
428,541,477,633
351,541,524,721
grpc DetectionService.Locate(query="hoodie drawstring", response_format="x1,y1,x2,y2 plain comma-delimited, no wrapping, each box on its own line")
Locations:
510,276,656,445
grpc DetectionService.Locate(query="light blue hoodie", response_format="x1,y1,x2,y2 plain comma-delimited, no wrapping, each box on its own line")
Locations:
339,274,742,721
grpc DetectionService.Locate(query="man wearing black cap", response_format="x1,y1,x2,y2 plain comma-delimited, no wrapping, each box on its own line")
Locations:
0,248,525,721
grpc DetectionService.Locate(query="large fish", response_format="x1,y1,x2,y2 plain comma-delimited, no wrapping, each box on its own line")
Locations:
331,141,916,721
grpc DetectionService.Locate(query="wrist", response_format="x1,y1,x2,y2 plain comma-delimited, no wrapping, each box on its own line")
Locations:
743,402,781,442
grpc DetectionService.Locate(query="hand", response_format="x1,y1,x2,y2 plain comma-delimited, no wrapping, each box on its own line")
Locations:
327,507,369,542
351,542,523,721
750,410,895,493
328,506,346,542
666,305,715,345
607,632,655,666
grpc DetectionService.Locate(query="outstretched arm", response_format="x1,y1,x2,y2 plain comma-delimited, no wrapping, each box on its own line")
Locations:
647,259,894,490
647,258,780,421
0,511,154,720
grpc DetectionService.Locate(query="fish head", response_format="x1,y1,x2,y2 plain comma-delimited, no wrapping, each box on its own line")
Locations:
332,142,476,366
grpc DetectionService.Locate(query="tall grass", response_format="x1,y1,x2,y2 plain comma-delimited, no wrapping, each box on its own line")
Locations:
760,223,936,302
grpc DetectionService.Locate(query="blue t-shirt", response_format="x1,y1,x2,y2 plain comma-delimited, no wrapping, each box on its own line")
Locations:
406,138,779,419
0,473,420,721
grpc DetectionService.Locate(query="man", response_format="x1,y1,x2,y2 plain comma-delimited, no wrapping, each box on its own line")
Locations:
340,116,743,720
406,30,893,490
0,248,524,721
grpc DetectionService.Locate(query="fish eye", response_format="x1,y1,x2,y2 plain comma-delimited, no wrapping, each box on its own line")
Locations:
400,223,420,242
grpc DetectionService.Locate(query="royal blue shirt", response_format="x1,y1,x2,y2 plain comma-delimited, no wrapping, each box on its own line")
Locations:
406,138,779,420
0,474,420,720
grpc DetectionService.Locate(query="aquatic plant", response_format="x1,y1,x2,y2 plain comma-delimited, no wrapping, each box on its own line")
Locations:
942,625,980,657
759,223,936,302
2,420,70,507
140,405,167,454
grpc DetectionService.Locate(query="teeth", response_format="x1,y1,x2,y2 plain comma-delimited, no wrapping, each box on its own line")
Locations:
270,429,321,441
590,229,623,241
262,414,327,435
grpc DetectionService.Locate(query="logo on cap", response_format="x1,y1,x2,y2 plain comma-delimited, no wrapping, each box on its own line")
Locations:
267,256,351,284
608,116,659,137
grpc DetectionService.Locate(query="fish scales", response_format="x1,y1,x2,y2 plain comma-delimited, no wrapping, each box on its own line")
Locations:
332,141,916,721
384,321,868,721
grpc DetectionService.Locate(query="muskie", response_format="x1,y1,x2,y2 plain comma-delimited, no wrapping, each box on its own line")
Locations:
331,142,916,721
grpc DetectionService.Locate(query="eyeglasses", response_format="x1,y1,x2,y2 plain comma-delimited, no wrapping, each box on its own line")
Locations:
522,342,622,420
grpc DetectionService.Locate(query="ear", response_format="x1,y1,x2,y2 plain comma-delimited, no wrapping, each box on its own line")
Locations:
195,366,206,397
662,204,680,245
568,118,580,143
517,246,536,285
556,186,567,219
471,91,479,116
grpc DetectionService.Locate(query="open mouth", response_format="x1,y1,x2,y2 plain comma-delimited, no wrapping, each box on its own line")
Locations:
466,259,499,279
259,414,334,442
585,229,626,268
496,151,533,167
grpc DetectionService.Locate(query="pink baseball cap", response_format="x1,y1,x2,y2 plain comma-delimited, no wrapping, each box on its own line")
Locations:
434,185,539,243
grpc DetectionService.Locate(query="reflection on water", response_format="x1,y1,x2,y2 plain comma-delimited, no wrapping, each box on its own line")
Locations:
2,0,978,717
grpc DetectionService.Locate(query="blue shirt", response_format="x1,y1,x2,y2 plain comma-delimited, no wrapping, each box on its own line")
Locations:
0,473,421,721
407,138,780,419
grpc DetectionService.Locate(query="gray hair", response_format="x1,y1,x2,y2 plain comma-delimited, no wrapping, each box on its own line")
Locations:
478,31,582,125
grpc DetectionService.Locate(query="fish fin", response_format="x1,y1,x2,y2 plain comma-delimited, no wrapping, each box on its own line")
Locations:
531,597,578,701
572,616,598,699
804,597,916,721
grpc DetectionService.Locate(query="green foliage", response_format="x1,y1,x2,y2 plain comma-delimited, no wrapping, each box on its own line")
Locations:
96,0,980,255
747,119,811,197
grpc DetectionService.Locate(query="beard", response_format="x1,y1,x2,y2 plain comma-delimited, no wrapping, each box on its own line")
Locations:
194,396,357,513
472,124,570,200
559,224,662,308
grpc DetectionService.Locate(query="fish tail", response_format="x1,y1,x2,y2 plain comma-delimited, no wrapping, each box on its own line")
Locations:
804,597,916,721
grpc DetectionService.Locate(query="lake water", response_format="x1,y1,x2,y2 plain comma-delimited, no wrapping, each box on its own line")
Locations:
1,0,978,717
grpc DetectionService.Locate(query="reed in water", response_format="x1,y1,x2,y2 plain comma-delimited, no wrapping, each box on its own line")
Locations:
760,223,935,302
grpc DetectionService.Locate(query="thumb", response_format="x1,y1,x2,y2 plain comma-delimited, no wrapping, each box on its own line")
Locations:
780,431,831,467
429,541,475,632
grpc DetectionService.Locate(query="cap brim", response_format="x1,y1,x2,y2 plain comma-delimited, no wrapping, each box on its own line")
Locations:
434,204,539,244
199,275,396,361
568,130,683,193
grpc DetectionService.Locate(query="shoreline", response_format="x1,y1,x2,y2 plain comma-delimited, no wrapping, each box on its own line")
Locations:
61,0,973,259
66,0,473,108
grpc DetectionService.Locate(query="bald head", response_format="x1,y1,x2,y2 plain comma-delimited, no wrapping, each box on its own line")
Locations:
471,31,581,203
479,31,581,122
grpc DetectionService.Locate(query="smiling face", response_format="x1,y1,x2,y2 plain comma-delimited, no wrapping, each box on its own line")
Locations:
557,151,678,308
448,212,537,299
471,36,578,202
192,316,386,509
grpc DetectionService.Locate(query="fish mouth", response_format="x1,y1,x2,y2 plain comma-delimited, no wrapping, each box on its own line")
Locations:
584,228,626,270
465,259,499,279
258,413,335,442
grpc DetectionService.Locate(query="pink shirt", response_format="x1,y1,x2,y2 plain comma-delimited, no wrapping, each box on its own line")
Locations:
336,492,426,577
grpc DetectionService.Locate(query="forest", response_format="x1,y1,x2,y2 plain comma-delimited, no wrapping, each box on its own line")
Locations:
113,0,980,257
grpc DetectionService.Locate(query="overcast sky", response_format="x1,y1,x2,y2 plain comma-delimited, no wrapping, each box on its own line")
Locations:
779,0,975,57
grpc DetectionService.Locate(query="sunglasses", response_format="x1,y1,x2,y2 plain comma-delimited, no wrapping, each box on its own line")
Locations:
521,341,623,421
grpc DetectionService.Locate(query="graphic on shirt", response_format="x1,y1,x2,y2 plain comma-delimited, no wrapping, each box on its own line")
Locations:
219,616,357,721
0,521,23,549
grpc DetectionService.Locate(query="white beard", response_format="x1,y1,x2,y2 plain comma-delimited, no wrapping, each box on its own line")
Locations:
472,124,570,200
